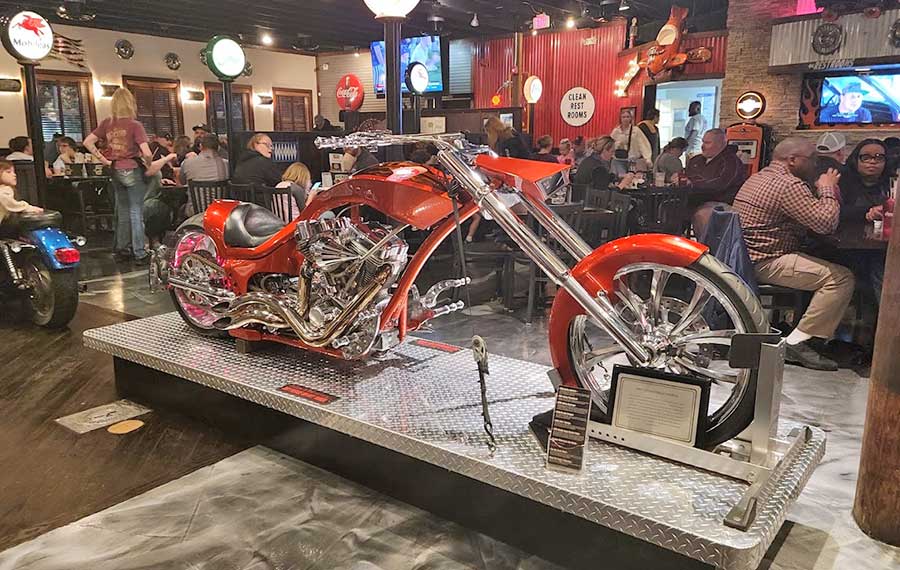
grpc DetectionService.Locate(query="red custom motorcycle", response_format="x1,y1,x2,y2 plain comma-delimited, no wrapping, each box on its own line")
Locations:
152,132,766,446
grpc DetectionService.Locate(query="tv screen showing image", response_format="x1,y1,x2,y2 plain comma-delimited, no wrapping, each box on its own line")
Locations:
371,36,443,95
818,72,900,125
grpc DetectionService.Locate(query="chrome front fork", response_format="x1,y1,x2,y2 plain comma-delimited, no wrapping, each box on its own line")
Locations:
437,150,650,364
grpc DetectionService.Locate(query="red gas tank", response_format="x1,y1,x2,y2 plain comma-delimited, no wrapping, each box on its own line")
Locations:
324,162,455,229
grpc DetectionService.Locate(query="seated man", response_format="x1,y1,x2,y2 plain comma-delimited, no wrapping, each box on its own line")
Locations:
179,134,228,185
814,131,846,177
733,138,852,371
686,128,747,239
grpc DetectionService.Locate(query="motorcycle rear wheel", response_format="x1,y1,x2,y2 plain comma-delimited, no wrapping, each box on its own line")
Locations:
562,254,768,448
169,226,229,337
24,256,78,328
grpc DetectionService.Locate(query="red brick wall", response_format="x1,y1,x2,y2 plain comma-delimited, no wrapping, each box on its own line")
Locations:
722,0,897,148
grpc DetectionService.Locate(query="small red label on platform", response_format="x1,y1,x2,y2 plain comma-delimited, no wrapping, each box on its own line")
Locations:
412,339,462,353
278,384,339,405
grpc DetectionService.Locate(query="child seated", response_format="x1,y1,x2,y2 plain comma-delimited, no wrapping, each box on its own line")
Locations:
0,160,42,224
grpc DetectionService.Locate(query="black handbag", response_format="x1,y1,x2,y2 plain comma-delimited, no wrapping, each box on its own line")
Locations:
614,124,633,160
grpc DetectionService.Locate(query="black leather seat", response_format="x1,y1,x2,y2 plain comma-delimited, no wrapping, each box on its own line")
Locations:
0,210,63,235
223,203,285,248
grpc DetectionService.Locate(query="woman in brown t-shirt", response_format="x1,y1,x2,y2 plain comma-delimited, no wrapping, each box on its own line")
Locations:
84,88,153,263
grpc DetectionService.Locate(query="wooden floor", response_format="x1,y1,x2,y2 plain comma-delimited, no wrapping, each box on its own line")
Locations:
0,303,245,551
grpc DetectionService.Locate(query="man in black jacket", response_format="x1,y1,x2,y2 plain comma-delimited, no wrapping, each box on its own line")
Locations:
232,133,284,187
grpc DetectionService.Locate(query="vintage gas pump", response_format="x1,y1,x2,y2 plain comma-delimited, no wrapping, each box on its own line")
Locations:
727,92,774,177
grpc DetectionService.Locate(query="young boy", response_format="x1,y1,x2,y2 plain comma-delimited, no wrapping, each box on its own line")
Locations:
0,160,42,224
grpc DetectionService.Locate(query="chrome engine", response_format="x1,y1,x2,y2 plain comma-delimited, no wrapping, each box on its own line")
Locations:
163,216,469,360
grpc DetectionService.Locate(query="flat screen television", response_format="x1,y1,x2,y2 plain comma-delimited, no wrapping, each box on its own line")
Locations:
371,35,443,95
816,70,900,125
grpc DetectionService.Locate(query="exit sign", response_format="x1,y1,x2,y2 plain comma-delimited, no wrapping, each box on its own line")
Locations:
533,13,551,30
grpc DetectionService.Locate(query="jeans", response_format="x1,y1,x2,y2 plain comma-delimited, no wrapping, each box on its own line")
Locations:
113,168,148,259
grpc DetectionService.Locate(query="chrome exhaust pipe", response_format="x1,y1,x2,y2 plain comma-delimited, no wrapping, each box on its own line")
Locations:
215,264,392,348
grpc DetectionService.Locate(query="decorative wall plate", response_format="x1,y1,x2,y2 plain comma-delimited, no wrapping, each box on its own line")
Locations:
199,48,207,66
891,19,900,48
115,39,134,60
812,23,843,56
242,60,253,77
165,52,181,70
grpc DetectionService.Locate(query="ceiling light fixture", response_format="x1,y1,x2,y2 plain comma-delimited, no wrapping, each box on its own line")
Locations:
56,0,96,21
471,13,479,27
566,17,575,29
261,33,273,46
619,0,631,11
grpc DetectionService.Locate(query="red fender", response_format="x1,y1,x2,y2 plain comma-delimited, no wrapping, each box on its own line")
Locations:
548,234,709,386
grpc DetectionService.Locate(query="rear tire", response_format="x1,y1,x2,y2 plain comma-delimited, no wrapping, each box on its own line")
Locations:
25,256,79,329
169,225,229,338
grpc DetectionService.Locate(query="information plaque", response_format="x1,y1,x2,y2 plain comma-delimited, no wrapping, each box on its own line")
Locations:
546,385,592,472
608,366,710,448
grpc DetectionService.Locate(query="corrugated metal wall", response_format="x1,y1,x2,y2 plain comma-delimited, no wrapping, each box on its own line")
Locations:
770,8,900,67
474,24,728,143
317,39,474,127
472,36,516,108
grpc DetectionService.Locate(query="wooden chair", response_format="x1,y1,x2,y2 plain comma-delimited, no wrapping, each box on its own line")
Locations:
255,185,297,224
11,161,40,206
188,180,229,215
226,182,256,204
520,202,584,324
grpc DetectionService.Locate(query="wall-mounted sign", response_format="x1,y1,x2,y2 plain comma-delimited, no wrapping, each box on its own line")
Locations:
523,75,543,104
812,23,843,56
2,11,54,63
336,73,365,111
405,62,429,95
205,35,246,80
735,91,766,121
165,52,181,71
560,87,595,127
532,13,551,31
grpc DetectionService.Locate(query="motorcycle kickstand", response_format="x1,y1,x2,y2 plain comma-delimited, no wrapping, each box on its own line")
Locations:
472,335,497,454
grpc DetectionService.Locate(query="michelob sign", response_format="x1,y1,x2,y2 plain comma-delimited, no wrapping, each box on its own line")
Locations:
2,11,53,63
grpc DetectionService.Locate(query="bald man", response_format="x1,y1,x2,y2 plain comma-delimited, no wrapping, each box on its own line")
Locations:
685,128,748,239
733,137,852,371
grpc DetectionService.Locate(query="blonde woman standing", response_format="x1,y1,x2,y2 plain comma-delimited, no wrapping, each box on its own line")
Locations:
84,88,153,264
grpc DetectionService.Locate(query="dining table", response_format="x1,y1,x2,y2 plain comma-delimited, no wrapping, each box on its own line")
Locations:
615,184,692,235
823,221,890,251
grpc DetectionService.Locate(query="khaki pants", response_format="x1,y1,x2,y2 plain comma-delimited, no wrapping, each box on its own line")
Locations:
755,253,855,338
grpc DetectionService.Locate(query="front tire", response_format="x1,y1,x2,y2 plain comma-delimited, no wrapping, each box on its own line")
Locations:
25,256,79,328
560,254,767,448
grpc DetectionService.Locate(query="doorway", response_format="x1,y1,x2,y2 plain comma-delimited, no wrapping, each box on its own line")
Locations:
654,78,723,149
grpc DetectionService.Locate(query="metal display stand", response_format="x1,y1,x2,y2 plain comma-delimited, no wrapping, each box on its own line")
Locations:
573,337,804,531
84,314,825,570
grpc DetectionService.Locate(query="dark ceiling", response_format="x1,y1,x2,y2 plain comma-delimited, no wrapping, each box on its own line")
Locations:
0,1,729,52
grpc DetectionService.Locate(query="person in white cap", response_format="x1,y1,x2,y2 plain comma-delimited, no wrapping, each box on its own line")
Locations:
815,132,847,177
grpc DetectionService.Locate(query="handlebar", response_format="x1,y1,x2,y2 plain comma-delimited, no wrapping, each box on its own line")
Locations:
314,131,494,163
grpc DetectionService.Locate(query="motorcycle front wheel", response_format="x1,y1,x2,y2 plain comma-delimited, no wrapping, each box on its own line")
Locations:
24,256,79,328
557,254,768,448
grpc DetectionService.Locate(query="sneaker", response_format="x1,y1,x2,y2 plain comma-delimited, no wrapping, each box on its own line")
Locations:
786,340,838,371
133,256,151,267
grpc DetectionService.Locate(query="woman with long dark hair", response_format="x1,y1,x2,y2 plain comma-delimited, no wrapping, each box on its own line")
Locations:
838,138,892,305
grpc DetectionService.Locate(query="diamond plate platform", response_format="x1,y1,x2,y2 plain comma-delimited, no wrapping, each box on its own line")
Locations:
84,312,825,570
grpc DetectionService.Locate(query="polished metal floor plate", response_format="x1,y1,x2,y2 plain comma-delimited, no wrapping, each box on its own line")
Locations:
84,313,825,570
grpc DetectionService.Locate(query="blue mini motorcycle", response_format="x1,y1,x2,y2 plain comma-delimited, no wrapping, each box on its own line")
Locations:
0,210,83,328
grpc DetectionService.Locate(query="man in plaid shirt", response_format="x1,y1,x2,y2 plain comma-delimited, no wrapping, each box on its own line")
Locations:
734,138,853,371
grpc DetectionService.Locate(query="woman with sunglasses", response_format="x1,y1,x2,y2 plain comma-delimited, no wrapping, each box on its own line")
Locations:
837,138,892,305
233,133,284,188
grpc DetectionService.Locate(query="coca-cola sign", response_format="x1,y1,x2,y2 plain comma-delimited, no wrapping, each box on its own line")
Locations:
336,74,365,111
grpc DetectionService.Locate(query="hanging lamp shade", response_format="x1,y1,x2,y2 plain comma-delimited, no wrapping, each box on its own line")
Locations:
363,0,420,20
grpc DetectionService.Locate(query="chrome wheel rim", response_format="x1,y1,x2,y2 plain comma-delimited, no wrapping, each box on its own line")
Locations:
172,231,221,329
569,263,750,431
25,260,54,324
